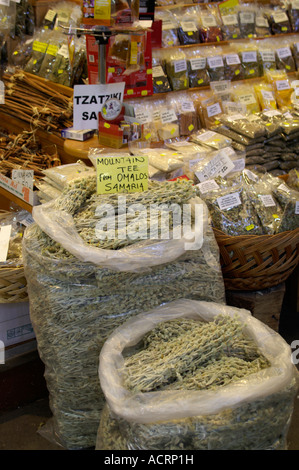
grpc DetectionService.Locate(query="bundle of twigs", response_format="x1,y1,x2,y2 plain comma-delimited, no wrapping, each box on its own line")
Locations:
0,129,61,181
1,71,73,133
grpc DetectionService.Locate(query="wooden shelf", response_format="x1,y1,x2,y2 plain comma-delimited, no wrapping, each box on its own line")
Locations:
0,186,33,213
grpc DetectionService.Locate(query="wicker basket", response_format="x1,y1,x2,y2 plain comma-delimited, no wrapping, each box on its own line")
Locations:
213,227,299,291
0,210,28,303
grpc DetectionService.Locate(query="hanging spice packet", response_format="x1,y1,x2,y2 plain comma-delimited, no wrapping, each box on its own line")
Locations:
175,6,200,46
24,30,51,75
254,83,277,111
155,9,180,48
220,10,241,40
198,95,224,129
288,1,299,32
168,92,198,137
258,43,276,76
223,46,244,81
186,48,210,89
238,5,256,39
255,8,271,37
232,84,261,115
275,42,296,73
198,5,223,43
268,8,292,34
266,69,294,109
152,50,171,94
206,47,225,82
165,49,189,91
238,43,260,80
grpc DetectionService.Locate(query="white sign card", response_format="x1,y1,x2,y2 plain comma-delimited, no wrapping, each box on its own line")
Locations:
73,82,125,130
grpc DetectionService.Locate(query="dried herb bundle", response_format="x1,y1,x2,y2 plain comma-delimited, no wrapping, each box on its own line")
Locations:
23,178,225,449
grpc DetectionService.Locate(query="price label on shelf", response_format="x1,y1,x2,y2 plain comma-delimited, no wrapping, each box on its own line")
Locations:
12,169,34,190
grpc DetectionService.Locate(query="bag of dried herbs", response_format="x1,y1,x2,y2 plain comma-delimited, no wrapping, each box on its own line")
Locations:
169,92,198,137
175,6,200,46
206,47,225,82
152,50,171,94
198,5,223,43
238,43,261,80
220,10,241,40
264,175,299,232
232,83,261,115
165,49,189,91
237,5,256,39
223,47,244,82
155,9,180,48
96,299,298,450
275,42,296,73
258,44,277,76
23,176,226,449
186,48,210,89
191,128,232,150
255,8,271,37
24,30,51,75
289,1,299,32
267,7,292,35
292,41,299,69
265,69,294,109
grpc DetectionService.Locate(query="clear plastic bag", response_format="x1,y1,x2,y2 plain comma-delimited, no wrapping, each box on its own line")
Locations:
165,49,189,91
24,182,225,449
191,128,232,150
175,6,200,45
97,299,298,450
198,5,223,43
186,48,210,89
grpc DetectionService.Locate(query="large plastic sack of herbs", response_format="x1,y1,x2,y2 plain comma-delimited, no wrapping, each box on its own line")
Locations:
22,173,225,450
96,299,299,451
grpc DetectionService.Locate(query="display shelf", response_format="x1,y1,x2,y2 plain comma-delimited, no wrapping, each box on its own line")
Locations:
0,186,33,213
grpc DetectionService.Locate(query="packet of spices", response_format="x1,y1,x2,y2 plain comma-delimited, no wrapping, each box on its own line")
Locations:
24,31,50,75
206,49,225,82
244,178,283,234
198,6,223,43
275,44,296,73
165,50,189,91
288,1,299,32
254,83,277,111
219,113,266,140
258,46,276,76
232,84,261,115
152,64,171,94
268,8,292,34
175,7,201,46
155,9,180,48
292,42,299,69
191,128,232,150
169,93,198,136
223,49,244,81
220,11,241,40
238,6,256,39
239,45,260,79
186,51,210,89
268,179,299,232
255,10,271,37
199,96,224,129
265,69,294,110
201,182,263,236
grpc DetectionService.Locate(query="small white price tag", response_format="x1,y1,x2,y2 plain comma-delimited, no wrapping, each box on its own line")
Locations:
152,66,166,78
207,56,224,69
207,102,222,118
174,59,187,74
261,90,275,101
242,51,257,63
239,12,255,24
225,53,241,65
12,169,34,190
180,101,195,113
260,194,276,207
134,109,152,124
256,16,268,27
161,108,178,124
222,14,238,25
201,14,217,27
273,12,289,23
0,225,12,262
238,93,257,105
217,192,242,210
277,47,292,59
197,179,220,194
260,50,275,62
181,20,197,32
190,58,206,70
276,80,290,91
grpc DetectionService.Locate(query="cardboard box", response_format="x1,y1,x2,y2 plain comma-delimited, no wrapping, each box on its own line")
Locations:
0,302,35,348
61,128,95,141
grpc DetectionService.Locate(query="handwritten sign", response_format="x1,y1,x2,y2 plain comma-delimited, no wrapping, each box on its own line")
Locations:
0,173,37,206
12,169,34,190
96,155,148,194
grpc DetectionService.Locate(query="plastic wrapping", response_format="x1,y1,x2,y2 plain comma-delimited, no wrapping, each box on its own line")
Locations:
258,43,276,76
219,113,266,140
268,7,292,35
198,5,223,43
275,42,296,73
254,83,277,111
265,69,293,109
155,9,180,48
96,299,298,450
198,95,224,129
289,1,299,32
223,46,244,82
232,83,261,115
165,49,189,91
152,50,171,94
175,6,200,45
268,177,299,232
255,8,271,37
238,43,260,80
24,29,51,75
238,5,256,39
220,10,241,40
191,128,232,150
186,48,210,89
168,92,198,136
206,47,225,82
24,180,226,449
